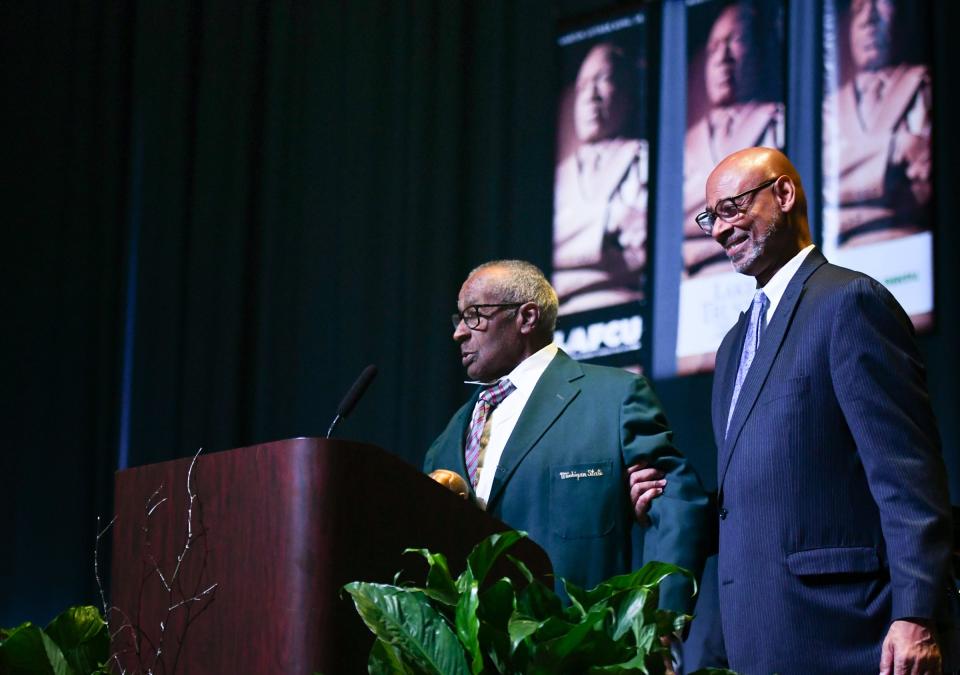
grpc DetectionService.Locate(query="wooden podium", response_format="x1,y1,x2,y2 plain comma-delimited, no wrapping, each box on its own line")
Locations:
109,438,551,673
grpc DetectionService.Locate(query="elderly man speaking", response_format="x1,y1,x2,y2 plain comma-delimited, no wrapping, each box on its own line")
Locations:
424,259,710,617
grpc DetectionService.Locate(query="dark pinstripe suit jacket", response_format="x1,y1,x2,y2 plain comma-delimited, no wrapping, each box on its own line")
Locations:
712,248,951,674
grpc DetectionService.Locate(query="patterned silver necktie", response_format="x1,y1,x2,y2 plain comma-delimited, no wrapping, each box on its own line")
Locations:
726,290,769,436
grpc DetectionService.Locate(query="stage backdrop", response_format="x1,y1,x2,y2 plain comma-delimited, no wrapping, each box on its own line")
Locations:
821,0,934,330
552,8,652,372
4,0,959,631
675,0,786,375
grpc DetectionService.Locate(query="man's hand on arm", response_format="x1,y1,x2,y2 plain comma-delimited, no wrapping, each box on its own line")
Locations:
627,462,665,525
879,619,941,675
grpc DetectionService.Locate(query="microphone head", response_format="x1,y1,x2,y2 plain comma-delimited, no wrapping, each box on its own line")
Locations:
336,364,378,418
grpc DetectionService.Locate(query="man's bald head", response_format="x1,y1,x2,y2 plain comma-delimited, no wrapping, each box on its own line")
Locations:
705,147,812,286
709,147,808,214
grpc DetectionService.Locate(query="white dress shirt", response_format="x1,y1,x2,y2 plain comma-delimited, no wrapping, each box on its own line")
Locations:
472,342,558,508
759,244,815,325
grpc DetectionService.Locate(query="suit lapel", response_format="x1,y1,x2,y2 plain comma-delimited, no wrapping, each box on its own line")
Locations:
715,310,749,449
486,351,582,510
456,394,478,479
718,249,828,489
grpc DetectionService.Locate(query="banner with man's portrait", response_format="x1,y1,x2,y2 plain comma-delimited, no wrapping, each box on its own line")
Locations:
675,0,787,375
822,0,934,330
552,10,650,369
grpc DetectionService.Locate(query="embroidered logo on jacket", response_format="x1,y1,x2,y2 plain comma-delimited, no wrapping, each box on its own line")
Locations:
558,468,605,480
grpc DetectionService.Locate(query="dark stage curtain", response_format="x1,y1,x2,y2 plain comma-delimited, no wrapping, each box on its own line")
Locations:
120,1,558,469
4,2,131,624
4,0,560,624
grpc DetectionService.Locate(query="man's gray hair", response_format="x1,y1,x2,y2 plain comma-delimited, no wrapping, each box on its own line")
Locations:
470,260,559,334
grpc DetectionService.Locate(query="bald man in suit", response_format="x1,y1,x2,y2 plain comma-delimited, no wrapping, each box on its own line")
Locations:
701,147,951,674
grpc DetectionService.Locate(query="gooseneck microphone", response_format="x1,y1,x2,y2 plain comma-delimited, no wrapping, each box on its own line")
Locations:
326,365,378,438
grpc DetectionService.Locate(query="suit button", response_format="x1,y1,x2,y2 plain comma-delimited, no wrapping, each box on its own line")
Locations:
719,507,728,520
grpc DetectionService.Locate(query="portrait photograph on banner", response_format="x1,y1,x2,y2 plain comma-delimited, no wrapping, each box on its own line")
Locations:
675,0,787,375
822,0,934,330
552,8,651,369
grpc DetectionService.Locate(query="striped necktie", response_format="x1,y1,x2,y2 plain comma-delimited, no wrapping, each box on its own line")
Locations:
464,379,516,487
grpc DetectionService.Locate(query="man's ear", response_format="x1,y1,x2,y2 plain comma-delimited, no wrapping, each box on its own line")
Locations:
773,175,797,212
517,302,541,335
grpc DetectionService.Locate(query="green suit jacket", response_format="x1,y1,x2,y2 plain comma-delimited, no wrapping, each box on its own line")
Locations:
423,350,710,612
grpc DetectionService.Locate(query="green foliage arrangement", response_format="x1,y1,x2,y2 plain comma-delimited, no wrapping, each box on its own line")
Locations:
345,530,734,675
0,606,109,675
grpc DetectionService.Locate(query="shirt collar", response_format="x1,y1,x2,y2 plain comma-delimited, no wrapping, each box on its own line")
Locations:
759,244,815,315
464,342,558,394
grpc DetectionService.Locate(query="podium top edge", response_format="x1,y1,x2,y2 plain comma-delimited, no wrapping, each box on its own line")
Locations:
114,436,391,474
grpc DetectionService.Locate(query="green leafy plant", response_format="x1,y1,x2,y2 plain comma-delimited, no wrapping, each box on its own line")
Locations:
345,530,735,674
0,605,110,675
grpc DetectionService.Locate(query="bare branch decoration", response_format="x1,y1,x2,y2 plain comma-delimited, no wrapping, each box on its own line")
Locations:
96,447,218,675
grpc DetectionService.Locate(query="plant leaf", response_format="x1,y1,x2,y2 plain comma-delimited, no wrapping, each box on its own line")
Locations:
632,621,658,657
477,578,515,630
40,632,72,675
515,579,563,622
344,582,470,675
454,569,483,675
368,638,414,675
0,621,74,675
563,578,588,619
44,606,109,675
530,615,575,643
654,609,692,637
466,530,526,585
627,562,693,594
505,554,534,583
484,633,510,674
346,537,698,675
479,618,513,672
546,603,610,661
405,548,459,606
477,579,517,671
0,622,32,642
572,561,692,635
586,651,651,673
507,617,539,653
610,587,652,641
586,562,690,605
564,629,634,671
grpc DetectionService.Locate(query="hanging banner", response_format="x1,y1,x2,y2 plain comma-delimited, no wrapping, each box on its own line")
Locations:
822,0,934,331
553,9,651,369
675,0,787,375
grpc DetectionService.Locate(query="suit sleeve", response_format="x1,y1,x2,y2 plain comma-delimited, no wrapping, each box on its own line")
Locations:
422,399,473,475
422,435,442,474
620,375,713,614
829,277,951,621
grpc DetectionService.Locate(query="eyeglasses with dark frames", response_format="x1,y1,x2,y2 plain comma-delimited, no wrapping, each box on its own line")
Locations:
451,303,523,330
695,177,779,235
